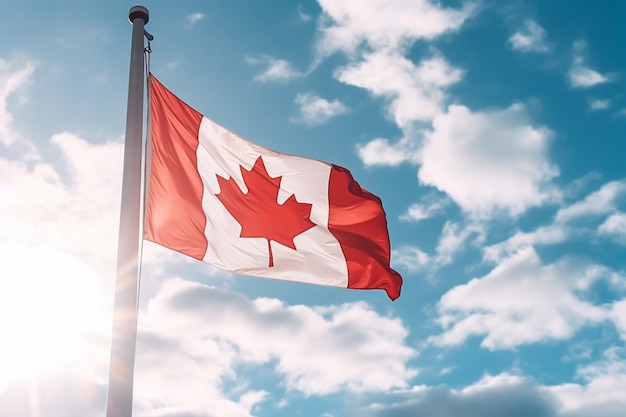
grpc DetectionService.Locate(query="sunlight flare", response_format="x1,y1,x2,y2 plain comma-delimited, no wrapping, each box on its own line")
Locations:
0,242,109,390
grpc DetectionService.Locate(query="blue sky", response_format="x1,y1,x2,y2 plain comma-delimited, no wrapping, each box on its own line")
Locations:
1,1,625,416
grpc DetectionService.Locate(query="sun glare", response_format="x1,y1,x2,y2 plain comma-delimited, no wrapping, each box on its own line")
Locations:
0,242,108,390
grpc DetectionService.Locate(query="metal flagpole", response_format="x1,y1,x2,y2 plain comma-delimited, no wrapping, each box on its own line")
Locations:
106,5,149,417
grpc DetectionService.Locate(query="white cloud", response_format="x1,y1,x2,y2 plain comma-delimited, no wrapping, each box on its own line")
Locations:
400,194,449,222
483,224,569,263
0,57,36,146
297,5,312,23
568,41,613,88
359,101,561,221
393,245,431,273
316,2,560,220
316,0,476,55
362,373,556,417
611,301,626,340
343,52,463,168
392,221,484,275
132,278,416,414
187,12,206,28
435,221,485,266
399,202,438,222
418,104,559,218
562,343,594,363
546,347,626,416
599,212,626,243
569,67,611,89
0,136,113,408
562,171,603,199
508,20,550,53
0,128,182,285
308,0,477,186
357,136,416,166
555,180,626,223
484,179,626,262
589,99,611,111
246,55,303,83
163,60,180,72
336,52,463,128
0,133,123,278
292,92,349,126
431,246,611,350
362,363,626,417
315,0,470,171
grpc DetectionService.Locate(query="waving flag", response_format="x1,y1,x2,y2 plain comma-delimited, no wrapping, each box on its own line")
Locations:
145,75,402,300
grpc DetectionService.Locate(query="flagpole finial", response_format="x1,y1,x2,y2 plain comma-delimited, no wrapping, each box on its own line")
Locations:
129,5,149,24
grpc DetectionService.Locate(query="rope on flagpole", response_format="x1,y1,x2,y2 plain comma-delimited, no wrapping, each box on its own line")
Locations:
137,29,153,300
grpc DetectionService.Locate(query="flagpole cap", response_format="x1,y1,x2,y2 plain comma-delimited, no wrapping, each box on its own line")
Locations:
129,6,149,24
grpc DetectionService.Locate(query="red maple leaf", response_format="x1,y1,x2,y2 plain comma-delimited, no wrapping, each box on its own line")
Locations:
215,156,316,267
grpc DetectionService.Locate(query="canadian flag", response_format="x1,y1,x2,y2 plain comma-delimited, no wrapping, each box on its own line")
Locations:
146,75,402,300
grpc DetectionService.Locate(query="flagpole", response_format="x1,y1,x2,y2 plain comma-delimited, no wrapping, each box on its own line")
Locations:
106,6,149,417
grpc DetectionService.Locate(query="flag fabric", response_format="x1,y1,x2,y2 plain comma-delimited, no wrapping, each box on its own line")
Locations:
145,75,402,300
